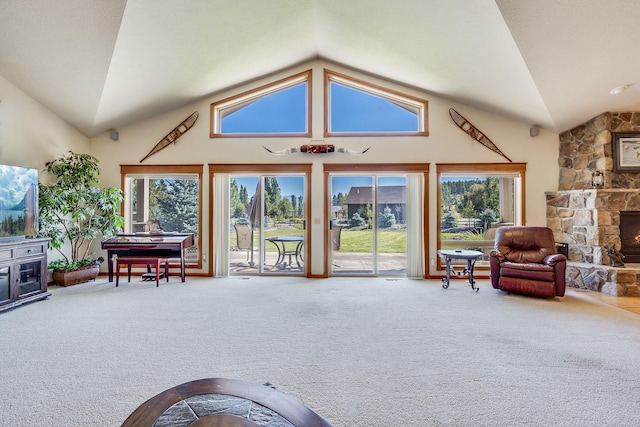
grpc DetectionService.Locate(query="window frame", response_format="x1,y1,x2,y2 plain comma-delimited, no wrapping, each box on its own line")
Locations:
436,163,527,271
210,70,312,138
208,163,312,278
120,164,204,269
323,163,430,278
324,69,429,137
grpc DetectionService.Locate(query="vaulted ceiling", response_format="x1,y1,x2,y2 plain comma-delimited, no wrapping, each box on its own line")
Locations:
1,0,639,137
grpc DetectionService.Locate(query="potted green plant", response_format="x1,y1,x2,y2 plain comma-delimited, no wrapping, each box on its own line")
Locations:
38,151,124,286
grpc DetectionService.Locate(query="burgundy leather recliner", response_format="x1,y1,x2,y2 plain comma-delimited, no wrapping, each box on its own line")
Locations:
490,226,567,298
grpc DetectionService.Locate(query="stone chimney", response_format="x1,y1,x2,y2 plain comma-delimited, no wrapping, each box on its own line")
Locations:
558,112,640,191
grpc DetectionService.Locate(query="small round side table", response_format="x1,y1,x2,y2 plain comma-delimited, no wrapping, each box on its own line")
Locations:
437,249,483,292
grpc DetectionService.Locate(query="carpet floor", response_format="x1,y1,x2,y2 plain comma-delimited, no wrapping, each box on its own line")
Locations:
1,276,639,426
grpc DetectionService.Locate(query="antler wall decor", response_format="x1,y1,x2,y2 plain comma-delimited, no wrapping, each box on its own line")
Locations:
264,144,370,155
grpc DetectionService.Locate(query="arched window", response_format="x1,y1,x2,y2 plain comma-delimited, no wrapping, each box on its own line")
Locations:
210,70,311,138
324,69,428,137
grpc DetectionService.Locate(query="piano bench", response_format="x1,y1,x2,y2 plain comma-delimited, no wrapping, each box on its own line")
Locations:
116,257,169,287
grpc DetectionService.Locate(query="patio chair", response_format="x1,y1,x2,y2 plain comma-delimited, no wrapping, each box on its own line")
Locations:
234,223,254,264
331,225,343,251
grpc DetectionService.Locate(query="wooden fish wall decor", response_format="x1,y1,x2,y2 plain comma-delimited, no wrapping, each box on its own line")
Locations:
264,144,370,155
140,111,199,163
449,108,512,162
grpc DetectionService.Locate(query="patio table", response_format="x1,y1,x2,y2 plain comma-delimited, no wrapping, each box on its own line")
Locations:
266,236,304,269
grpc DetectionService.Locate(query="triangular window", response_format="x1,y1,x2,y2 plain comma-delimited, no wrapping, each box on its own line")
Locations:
210,70,311,137
325,69,428,137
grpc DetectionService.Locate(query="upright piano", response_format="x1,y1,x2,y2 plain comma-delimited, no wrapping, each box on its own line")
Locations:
101,233,195,282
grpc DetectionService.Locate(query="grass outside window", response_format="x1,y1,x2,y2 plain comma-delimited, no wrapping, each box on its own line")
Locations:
230,227,406,253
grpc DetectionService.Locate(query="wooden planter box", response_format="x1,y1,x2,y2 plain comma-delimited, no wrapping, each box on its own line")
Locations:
52,264,100,287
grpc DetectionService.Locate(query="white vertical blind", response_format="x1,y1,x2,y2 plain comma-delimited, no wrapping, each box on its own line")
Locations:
406,174,424,277
213,174,230,276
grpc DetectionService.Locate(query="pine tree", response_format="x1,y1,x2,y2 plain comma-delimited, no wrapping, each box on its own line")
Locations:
240,185,248,206
230,179,245,218
155,179,199,234
350,212,366,228
291,195,297,219
378,205,396,228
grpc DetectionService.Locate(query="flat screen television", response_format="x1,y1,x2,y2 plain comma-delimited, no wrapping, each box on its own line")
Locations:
0,164,38,240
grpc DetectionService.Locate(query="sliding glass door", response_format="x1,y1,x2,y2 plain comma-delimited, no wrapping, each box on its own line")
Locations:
229,174,305,275
329,174,407,275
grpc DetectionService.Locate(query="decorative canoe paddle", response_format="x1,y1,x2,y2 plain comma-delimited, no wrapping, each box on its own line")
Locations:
449,108,512,162
263,144,370,155
140,111,199,163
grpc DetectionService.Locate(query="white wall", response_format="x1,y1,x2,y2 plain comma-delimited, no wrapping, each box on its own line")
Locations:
89,59,560,277
0,73,90,268
0,74,89,170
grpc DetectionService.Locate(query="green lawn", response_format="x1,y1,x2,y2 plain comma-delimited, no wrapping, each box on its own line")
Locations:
230,227,407,253
338,229,406,253
231,227,303,252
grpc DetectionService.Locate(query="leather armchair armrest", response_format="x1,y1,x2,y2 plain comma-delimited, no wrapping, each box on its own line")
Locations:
489,250,505,289
543,254,567,296
543,253,567,266
490,250,506,262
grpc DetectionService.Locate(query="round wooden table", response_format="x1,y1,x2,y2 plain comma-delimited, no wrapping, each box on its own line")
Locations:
121,378,333,427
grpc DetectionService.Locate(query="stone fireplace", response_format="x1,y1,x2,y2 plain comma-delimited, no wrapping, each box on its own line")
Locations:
546,112,640,297
546,189,640,296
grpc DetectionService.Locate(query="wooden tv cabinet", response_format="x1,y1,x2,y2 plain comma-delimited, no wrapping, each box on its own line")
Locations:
0,238,50,313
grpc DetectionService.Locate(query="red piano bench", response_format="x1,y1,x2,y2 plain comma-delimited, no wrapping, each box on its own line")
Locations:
116,257,169,287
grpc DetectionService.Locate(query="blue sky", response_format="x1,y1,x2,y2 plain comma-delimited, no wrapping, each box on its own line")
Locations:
330,83,418,132
222,84,307,133
221,80,419,134
233,175,407,200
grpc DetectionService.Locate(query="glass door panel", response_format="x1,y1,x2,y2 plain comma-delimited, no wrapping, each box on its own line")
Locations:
330,175,375,274
230,175,305,275
0,266,9,302
18,261,41,296
330,175,407,276
262,176,305,275
230,176,259,274
377,176,407,275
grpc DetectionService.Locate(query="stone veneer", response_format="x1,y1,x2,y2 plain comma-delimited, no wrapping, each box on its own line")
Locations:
559,112,640,190
546,189,640,296
550,112,640,296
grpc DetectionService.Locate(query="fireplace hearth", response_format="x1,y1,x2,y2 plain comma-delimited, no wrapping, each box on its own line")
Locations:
546,189,640,296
